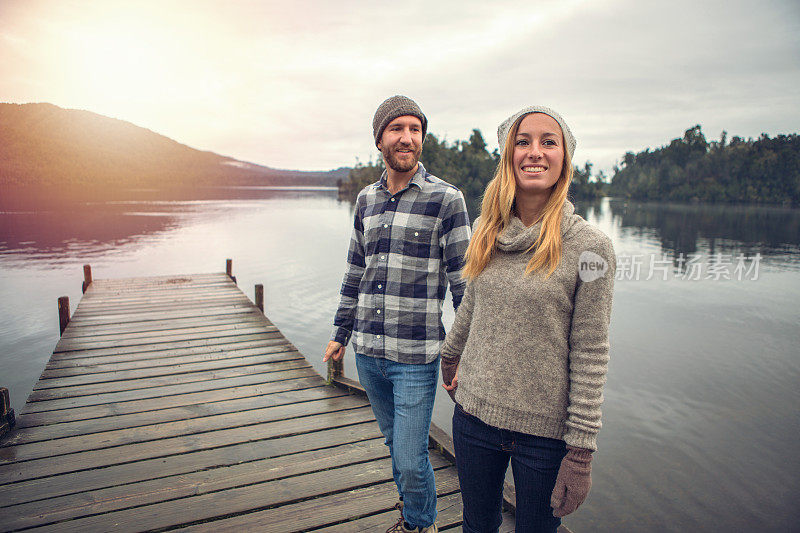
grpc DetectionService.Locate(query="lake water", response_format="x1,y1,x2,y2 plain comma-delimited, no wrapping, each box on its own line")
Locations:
1,188,799,532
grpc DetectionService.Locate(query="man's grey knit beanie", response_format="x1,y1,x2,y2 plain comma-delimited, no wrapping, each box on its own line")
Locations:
372,95,428,147
497,105,576,158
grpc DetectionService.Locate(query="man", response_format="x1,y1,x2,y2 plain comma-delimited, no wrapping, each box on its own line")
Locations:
324,95,471,533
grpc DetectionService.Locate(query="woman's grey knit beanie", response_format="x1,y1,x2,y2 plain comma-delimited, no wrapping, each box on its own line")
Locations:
372,95,428,147
497,105,576,158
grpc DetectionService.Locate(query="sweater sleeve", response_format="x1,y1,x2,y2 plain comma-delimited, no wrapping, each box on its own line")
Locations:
440,280,475,362
564,232,616,451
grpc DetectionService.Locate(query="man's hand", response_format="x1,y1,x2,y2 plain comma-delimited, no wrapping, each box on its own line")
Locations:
550,446,593,517
323,341,345,362
441,359,459,402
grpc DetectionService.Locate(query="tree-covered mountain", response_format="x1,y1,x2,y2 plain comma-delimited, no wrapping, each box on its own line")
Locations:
609,126,800,205
0,103,348,194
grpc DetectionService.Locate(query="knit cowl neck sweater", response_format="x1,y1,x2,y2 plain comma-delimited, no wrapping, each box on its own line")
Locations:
441,200,615,451
495,201,578,253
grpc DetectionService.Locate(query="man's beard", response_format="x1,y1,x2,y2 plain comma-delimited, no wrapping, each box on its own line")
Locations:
382,144,421,173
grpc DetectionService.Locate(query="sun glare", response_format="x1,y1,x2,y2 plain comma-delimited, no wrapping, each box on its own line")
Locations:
45,6,193,115
74,30,162,97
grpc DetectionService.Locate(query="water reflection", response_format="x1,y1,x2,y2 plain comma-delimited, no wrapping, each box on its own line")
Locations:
601,199,800,263
6,190,798,269
0,186,341,263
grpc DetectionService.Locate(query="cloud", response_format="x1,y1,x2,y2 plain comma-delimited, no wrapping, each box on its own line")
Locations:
1,0,798,172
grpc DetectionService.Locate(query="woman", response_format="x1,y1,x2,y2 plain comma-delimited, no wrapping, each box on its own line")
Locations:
440,106,615,532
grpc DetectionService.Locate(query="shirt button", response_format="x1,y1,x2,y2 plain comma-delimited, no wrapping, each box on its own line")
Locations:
390,198,396,202
414,232,419,236
380,255,386,260
377,284,382,289
376,335,381,339
376,309,381,314
383,224,388,228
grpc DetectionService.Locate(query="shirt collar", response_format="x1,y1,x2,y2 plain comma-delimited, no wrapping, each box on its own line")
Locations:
375,162,428,192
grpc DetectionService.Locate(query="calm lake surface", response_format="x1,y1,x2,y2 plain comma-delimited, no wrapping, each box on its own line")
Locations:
1,187,798,532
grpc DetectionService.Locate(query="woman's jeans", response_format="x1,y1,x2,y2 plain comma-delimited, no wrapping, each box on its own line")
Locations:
355,353,438,529
452,403,567,533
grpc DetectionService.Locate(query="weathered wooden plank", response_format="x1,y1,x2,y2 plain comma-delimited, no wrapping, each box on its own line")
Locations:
62,312,266,340
89,273,225,285
0,423,382,507
313,491,464,532
60,314,266,339
70,297,253,318
20,367,321,414
29,359,311,400
58,323,276,348
74,296,245,311
86,278,231,291
0,406,376,483
88,277,230,287
4,385,345,445
85,277,232,293
78,280,239,293
15,376,326,428
63,304,257,329
74,285,242,302
30,357,310,398
79,283,238,297
36,350,301,387
1,395,370,463
72,292,253,306
64,302,255,324
43,340,295,375
50,332,283,360
80,287,235,300
0,439,391,531
54,325,273,352
18,457,453,533
173,466,461,533
72,292,246,309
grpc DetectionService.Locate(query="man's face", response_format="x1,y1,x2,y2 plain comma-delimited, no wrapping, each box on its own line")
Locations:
378,115,423,173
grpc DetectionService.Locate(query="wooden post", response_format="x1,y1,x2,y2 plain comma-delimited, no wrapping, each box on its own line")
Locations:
255,284,264,312
58,296,70,335
226,259,237,284
82,264,93,293
0,387,14,437
327,356,344,385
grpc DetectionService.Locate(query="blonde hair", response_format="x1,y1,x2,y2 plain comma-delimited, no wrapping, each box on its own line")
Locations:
462,113,573,279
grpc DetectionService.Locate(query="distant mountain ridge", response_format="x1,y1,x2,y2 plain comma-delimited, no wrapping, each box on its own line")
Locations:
0,103,349,191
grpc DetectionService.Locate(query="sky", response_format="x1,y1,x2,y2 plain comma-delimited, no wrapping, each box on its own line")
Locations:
1,0,799,174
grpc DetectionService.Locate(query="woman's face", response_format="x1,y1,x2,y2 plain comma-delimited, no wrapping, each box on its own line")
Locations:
512,113,565,197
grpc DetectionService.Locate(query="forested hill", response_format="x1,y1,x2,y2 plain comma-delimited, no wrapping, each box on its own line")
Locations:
0,103,348,192
610,125,800,205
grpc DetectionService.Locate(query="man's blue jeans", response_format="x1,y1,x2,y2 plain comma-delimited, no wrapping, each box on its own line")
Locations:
453,403,567,533
355,353,438,529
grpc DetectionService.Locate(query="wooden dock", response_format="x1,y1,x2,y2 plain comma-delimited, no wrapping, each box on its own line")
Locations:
0,267,521,532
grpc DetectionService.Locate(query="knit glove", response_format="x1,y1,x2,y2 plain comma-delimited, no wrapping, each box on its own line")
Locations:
440,357,459,402
550,445,593,517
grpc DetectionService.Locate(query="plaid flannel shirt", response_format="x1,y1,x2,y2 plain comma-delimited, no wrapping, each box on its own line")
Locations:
332,163,471,364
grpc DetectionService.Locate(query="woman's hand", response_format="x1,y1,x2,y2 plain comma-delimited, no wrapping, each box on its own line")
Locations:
441,358,459,402
550,445,593,517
